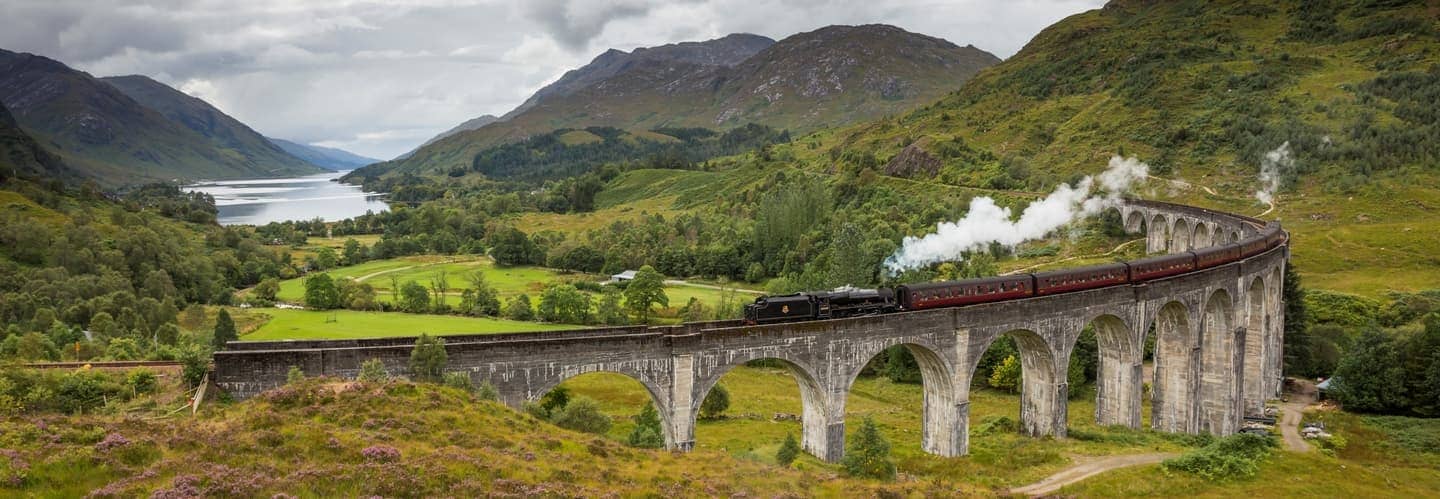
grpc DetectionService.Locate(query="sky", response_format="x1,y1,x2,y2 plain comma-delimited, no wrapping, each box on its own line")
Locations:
0,0,1105,160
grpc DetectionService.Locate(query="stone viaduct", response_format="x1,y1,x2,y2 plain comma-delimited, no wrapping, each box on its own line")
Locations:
215,200,1287,463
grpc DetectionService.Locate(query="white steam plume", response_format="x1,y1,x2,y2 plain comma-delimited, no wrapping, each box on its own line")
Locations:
1254,141,1293,206
884,155,1150,273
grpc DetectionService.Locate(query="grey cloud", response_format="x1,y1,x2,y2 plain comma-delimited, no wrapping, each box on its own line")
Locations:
522,0,661,51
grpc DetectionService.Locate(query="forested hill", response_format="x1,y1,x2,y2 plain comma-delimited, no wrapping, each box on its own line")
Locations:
780,0,1440,296
0,101,80,183
372,24,1000,178
0,49,321,186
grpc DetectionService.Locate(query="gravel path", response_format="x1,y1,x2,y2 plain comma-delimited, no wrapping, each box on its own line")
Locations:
1009,453,1179,496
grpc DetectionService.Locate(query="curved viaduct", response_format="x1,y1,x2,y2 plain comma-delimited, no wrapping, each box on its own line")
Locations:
215,200,1288,462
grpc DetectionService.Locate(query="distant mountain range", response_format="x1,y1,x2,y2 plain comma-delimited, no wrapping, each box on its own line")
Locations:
382,25,1000,176
268,138,379,171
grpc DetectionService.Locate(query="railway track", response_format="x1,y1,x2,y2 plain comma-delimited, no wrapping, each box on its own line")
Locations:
22,360,183,369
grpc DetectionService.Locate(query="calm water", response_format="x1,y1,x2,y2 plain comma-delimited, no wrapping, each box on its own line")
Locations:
185,171,389,225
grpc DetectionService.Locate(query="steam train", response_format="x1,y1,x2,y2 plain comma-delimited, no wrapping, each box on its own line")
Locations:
742,222,1286,325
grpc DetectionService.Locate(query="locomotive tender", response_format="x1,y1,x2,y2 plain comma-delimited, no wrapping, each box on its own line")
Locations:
743,222,1286,325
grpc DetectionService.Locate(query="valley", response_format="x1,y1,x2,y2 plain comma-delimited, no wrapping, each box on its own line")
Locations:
2,0,1439,496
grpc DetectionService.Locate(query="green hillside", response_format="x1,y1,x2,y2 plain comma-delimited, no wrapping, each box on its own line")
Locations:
770,0,1440,296
0,50,321,185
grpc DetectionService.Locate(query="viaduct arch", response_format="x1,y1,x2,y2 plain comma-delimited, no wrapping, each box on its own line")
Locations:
215,200,1288,462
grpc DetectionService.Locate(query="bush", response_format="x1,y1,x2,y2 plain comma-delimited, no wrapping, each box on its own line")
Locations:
442,371,473,392
776,433,801,466
178,347,209,389
700,383,730,419
989,355,1021,393
475,380,500,401
126,369,158,394
285,366,305,385
358,359,389,383
842,417,895,480
1162,433,1277,480
551,396,612,434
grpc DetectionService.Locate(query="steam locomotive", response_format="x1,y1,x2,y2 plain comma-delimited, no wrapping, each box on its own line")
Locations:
743,222,1285,325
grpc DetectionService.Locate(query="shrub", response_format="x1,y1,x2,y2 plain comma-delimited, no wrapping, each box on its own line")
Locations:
1162,433,1277,480
700,384,730,419
358,359,389,383
442,371,473,392
409,334,447,382
361,444,402,463
776,433,801,466
842,417,895,480
551,396,612,434
475,380,499,401
989,355,1021,393
285,366,305,385
627,403,665,448
178,347,209,389
126,369,157,394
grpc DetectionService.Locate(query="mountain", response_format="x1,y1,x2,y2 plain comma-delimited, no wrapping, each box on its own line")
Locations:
0,49,321,185
402,33,776,160
398,114,498,159
0,101,78,182
100,74,321,175
369,25,999,178
268,137,378,170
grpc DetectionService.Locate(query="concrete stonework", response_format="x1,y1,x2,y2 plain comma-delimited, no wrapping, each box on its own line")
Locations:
214,200,1288,462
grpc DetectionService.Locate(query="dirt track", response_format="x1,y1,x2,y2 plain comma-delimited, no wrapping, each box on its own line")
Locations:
1008,453,1178,496
1279,379,1317,453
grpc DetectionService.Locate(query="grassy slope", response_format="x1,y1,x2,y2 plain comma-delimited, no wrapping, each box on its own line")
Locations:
766,0,1440,298
240,308,574,340
0,379,937,497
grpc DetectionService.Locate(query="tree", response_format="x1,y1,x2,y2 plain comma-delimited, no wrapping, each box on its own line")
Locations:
399,281,431,313
1332,328,1407,413
842,417,895,480
505,294,535,321
430,269,450,312
1282,262,1313,375
154,323,180,347
462,271,501,316
539,284,592,324
358,358,389,383
88,312,118,343
488,227,542,266
627,402,665,448
254,278,280,302
989,355,1021,393
304,273,341,310
825,222,873,287
342,238,364,265
624,265,668,323
551,396,612,434
314,247,339,270
883,346,921,384
212,309,237,350
597,288,627,325
409,333,448,382
700,383,730,419
776,433,801,466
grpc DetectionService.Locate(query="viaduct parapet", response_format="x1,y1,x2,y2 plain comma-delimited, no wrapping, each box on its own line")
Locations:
215,200,1288,462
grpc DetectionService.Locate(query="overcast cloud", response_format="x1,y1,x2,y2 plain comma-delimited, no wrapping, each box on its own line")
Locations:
0,0,1104,159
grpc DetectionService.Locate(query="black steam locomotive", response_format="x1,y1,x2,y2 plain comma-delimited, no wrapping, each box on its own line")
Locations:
743,222,1285,324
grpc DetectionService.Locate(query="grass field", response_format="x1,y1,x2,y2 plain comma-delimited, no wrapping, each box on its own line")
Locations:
240,307,574,340
275,256,586,303
559,367,1194,491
